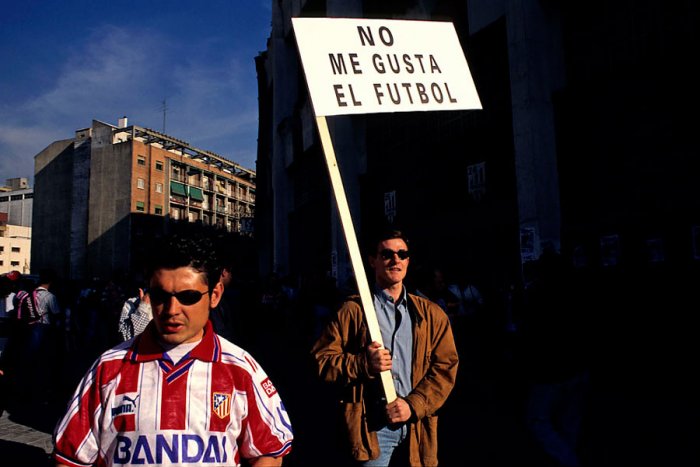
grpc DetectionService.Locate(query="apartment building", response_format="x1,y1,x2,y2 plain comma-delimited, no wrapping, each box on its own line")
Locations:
0,177,33,228
114,118,256,231
0,213,31,274
32,117,255,281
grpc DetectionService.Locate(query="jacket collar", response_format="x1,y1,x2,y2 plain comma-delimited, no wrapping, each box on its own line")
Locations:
406,293,425,325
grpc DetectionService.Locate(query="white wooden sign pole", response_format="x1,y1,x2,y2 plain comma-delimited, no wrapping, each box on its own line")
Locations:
293,17,482,403
316,115,397,402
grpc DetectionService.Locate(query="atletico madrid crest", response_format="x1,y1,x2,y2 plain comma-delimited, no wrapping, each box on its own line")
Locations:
212,392,231,419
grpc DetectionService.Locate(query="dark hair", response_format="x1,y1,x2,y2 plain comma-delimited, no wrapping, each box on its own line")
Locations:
363,228,410,257
213,232,237,274
39,268,56,285
145,233,221,290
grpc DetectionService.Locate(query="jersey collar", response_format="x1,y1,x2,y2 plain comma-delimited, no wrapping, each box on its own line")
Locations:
128,320,221,363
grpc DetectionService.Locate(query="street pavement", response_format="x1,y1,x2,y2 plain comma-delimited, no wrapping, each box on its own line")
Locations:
0,408,54,466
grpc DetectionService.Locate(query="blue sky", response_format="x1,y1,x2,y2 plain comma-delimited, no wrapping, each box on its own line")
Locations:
0,0,272,184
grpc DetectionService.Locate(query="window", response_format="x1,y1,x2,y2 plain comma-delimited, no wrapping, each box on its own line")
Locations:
136,201,145,212
24,193,33,199
0,261,3,266
10,195,22,201
155,161,164,171
11,247,20,253
155,183,163,193
137,156,146,166
154,205,163,215
0,196,7,202
0,246,4,252
11,261,19,267
137,178,145,189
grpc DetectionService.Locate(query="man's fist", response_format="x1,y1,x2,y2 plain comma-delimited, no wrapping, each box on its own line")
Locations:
366,341,392,374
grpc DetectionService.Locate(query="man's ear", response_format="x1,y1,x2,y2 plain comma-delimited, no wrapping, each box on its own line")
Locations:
209,280,224,308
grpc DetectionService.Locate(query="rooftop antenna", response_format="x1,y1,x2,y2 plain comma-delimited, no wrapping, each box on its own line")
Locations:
161,99,168,133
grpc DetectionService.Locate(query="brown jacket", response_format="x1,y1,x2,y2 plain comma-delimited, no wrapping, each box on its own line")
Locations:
311,293,459,466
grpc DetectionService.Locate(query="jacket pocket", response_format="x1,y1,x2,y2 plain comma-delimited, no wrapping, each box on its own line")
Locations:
342,401,379,461
418,414,439,466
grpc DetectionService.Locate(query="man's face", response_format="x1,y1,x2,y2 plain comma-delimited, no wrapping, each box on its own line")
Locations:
149,266,222,345
369,238,410,289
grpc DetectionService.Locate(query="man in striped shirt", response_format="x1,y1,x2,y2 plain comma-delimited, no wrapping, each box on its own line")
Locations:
54,234,293,466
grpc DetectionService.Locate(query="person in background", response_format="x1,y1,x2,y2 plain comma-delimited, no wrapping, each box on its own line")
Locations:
117,287,152,341
311,228,458,466
415,267,461,319
0,271,23,414
54,233,293,467
520,247,590,467
24,268,62,405
0,270,21,318
451,276,484,318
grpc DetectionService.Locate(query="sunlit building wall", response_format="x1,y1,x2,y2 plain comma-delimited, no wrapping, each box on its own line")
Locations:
32,118,256,281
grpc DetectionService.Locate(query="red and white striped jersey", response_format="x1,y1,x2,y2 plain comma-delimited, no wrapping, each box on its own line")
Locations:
54,321,293,467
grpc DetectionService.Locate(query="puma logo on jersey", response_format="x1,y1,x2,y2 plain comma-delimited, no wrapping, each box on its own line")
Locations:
112,394,140,417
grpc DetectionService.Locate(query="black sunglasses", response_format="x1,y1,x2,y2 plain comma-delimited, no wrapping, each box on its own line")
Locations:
148,288,208,306
378,248,410,260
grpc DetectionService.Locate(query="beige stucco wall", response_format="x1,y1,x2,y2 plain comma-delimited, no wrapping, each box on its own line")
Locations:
0,225,31,274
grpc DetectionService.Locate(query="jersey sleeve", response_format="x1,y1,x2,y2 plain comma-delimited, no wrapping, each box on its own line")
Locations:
236,357,293,460
53,360,105,466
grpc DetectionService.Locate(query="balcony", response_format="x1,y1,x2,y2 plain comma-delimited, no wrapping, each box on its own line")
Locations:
170,195,187,206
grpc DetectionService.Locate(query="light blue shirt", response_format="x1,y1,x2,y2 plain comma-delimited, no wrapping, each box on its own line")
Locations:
373,285,413,398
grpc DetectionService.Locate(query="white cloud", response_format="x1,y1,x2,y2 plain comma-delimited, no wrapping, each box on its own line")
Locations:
0,124,67,183
161,50,259,164
0,22,261,183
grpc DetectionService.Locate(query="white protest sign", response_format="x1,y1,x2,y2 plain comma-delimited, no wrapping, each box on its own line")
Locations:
292,17,482,116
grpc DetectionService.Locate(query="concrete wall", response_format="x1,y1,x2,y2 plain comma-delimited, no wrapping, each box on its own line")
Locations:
468,0,565,261
31,139,75,277
0,189,33,227
68,138,91,281
86,121,134,280
270,0,300,276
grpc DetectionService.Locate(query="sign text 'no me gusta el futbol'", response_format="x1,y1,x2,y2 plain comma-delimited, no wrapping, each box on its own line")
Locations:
292,17,482,116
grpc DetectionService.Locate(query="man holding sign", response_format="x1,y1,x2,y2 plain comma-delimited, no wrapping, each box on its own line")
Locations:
295,16,476,465
311,228,458,466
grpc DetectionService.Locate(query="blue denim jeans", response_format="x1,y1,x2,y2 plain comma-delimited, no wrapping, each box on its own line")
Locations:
361,424,409,467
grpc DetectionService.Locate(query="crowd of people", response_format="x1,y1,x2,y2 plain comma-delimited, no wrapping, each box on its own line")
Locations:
0,228,579,467
2,225,694,466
